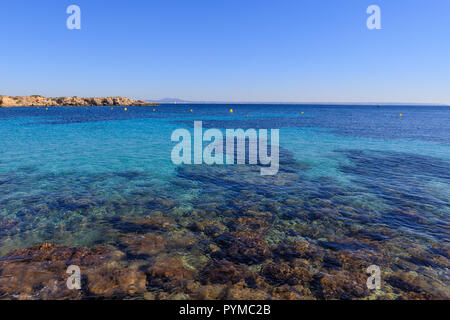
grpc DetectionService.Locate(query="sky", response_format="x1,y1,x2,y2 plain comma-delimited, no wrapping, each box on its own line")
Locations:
1,0,449,104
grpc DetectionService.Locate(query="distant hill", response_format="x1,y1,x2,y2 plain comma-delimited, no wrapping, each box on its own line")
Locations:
147,98,188,104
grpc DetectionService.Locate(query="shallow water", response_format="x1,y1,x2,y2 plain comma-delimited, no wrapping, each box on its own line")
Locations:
0,104,449,299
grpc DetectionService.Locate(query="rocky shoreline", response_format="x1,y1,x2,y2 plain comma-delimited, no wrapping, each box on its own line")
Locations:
0,95,156,107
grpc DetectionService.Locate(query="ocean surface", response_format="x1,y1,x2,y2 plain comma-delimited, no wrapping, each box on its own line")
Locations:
0,104,449,299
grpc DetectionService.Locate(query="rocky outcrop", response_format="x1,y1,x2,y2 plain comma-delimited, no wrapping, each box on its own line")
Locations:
0,95,156,107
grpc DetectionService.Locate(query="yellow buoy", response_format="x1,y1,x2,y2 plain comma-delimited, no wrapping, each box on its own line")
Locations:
190,109,193,112
399,113,403,117
301,112,304,115
45,107,48,110
230,109,233,113
124,107,127,111
153,109,156,112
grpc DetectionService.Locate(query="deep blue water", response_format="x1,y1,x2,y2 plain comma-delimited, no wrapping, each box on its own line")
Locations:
0,104,449,299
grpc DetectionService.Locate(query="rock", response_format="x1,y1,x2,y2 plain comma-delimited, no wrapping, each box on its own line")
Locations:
312,270,369,299
322,255,342,270
200,259,252,284
386,273,448,299
128,215,177,232
143,292,156,300
187,283,227,300
119,233,166,258
209,243,221,253
155,291,191,300
87,264,147,297
0,218,17,228
272,240,321,261
0,218,18,238
147,256,194,281
270,285,305,300
190,219,227,237
214,231,270,265
146,256,195,290
166,230,199,249
225,283,270,300
0,243,112,299
0,95,155,107
1,243,110,266
231,216,271,232
261,261,311,286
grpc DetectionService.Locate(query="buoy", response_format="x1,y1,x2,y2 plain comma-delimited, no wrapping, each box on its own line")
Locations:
45,107,48,110
301,112,304,115
399,113,403,117
190,109,193,112
230,109,233,113
153,109,156,112
124,107,127,111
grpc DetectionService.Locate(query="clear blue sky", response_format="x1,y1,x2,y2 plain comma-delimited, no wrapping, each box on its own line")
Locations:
1,0,449,104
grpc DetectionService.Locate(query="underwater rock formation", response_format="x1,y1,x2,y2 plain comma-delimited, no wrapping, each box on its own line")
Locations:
0,148,449,300
0,243,113,299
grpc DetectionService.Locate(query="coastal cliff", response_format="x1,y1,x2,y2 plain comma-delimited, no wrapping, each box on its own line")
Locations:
0,95,155,107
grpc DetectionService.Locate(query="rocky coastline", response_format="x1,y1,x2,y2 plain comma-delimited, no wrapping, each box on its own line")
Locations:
0,95,156,107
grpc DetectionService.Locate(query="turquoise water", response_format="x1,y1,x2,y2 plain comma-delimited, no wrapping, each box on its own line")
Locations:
0,104,449,299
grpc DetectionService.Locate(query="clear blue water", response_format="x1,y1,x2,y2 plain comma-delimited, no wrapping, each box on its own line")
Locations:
0,104,449,299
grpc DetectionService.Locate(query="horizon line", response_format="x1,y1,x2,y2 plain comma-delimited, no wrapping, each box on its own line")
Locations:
146,100,450,106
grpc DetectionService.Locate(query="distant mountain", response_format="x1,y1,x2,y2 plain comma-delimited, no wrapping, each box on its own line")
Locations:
147,98,189,104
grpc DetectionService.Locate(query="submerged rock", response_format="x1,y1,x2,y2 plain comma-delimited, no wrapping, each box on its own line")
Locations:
272,240,322,261
118,233,166,259
213,231,271,265
87,264,147,298
0,243,112,299
146,256,195,291
0,243,151,299
190,219,228,237
230,216,272,232
225,285,270,300
261,261,311,286
186,283,228,300
0,218,18,237
200,259,252,285
312,270,369,300
0,218,17,228
107,215,177,234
